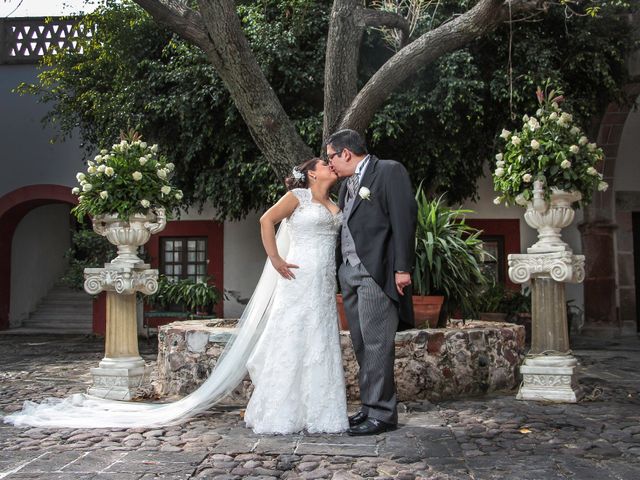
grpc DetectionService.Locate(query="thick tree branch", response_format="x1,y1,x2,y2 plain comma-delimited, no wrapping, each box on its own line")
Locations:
197,0,313,176
134,0,210,50
340,0,542,133
355,8,410,47
134,0,313,177
322,0,364,140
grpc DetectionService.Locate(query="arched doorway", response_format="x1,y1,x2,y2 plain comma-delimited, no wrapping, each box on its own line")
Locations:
0,184,76,330
580,84,640,336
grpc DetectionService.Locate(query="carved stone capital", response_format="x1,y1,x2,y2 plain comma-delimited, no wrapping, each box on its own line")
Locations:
508,252,585,284
84,266,159,295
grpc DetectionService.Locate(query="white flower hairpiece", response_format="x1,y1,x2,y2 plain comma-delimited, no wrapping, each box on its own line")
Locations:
292,167,305,181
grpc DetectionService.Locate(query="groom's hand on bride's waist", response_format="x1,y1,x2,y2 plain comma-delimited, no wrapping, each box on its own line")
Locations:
395,272,411,295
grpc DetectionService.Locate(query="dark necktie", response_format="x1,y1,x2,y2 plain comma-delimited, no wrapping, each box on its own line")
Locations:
347,174,359,200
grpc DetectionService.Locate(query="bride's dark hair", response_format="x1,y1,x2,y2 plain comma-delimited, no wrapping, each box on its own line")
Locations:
285,157,323,190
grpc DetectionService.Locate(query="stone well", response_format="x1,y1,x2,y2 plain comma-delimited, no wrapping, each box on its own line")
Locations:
154,319,525,403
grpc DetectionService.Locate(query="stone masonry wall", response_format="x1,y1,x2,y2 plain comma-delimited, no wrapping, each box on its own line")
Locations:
154,320,525,403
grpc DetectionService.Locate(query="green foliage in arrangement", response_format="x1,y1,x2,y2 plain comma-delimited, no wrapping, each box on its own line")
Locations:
71,130,183,221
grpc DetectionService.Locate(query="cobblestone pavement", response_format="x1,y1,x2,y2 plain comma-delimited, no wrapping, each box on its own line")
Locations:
0,334,639,479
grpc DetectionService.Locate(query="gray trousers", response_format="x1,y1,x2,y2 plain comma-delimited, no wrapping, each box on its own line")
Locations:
338,262,399,425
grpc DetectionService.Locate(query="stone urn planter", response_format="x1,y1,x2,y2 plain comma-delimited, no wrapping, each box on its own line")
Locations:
92,209,167,268
524,181,582,254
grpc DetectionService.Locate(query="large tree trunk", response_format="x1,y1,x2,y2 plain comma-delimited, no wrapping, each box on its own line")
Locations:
322,0,363,141
135,0,313,178
322,1,411,140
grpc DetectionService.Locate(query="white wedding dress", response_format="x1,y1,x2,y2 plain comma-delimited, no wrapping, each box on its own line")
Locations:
3,188,348,433
244,188,348,434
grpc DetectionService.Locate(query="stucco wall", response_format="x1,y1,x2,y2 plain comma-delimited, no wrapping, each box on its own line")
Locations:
9,204,71,326
222,212,265,317
0,64,82,197
178,206,265,318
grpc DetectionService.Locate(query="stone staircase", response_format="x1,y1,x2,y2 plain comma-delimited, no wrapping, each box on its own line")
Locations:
18,287,93,334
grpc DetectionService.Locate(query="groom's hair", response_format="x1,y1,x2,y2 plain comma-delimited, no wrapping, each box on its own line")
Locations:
325,129,368,156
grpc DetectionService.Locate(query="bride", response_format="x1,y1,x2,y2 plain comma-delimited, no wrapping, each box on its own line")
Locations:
3,157,348,434
245,157,347,434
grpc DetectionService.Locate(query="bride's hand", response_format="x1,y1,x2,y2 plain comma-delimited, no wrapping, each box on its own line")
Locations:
270,256,299,279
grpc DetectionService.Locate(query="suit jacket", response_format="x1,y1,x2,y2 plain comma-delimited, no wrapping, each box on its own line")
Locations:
337,156,418,330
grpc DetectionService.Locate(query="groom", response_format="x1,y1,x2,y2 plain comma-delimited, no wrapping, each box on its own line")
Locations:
326,129,417,436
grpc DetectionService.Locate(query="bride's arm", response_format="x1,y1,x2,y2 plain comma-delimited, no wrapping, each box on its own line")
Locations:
260,192,299,279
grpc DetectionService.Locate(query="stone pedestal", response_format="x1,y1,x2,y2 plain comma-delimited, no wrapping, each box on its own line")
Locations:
517,355,581,402
83,210,165,400
509,252,585,403
87,292,151,400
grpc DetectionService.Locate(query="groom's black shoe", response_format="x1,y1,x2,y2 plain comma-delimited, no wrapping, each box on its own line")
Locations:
348,411,368,427
347,418,396,436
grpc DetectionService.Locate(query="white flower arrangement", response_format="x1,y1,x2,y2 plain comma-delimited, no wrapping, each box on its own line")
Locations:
492,85,607,208
358,186,371,201
71,130,184,221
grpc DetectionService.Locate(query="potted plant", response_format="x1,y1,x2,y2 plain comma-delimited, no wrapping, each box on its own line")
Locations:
70,129,184,267
492,83,607,252
145,275,220,331
476,281,531,323
412,188,490,327
178,278,221,315
476,281,511,322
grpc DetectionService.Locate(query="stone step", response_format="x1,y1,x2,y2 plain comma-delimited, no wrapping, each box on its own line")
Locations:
20,318,92,325
4,327,93,335
36,309,93,315
29,308,93,318
38,297,93,304
20,287,95,334
45,286,88,295
20,323,93,333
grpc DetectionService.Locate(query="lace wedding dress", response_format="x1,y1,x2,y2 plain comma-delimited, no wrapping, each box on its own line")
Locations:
245,188,348,434
3,189,348,433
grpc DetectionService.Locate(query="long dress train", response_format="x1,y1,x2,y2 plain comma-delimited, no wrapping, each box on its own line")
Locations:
3,189,348,431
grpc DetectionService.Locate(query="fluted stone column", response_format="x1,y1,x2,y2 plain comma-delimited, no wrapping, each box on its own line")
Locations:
85,269,158,400
509,251,585,403
530,277,569,355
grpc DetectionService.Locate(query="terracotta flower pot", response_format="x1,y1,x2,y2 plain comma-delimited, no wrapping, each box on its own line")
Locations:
336,294,349,331
336,294,445,330
412,295,445,328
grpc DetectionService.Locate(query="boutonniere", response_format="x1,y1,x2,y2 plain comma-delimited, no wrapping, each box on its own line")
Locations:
358,187,371,201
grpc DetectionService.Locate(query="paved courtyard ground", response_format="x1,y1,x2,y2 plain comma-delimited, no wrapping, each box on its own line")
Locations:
0,333,638,479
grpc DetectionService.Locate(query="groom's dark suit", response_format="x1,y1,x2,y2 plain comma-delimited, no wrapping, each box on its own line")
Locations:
337,155,417,425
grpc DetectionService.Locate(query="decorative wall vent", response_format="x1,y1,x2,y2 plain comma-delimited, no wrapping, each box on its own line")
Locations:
0,17,91,65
